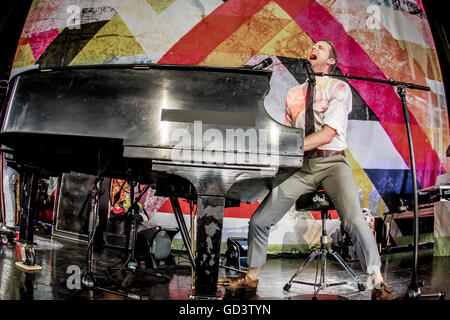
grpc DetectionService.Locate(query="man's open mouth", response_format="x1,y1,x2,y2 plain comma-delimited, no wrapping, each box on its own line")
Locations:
310,53,317,60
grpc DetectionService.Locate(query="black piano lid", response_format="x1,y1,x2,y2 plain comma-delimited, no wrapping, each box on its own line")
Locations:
7,63,273,82
0,63,303,195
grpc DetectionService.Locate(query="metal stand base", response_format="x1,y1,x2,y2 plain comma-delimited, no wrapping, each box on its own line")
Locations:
105,263,171,289
404,281,445,300
67,271,147,300
283,210,365,299
283,247,366,299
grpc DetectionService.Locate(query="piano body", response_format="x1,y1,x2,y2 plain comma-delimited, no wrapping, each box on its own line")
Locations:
0,64,303,298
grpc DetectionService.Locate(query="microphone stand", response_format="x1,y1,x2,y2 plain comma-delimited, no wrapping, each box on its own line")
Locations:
67,163,147,300
314,71,445,300
106,182,169,289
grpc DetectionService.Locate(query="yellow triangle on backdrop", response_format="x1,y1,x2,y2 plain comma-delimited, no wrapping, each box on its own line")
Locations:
260,20,313,59
345,149,387,217
12,41,36,69
146,0,176,15
70,13,146,65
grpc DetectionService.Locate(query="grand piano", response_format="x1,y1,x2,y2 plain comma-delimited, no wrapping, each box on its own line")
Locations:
0,64,304,298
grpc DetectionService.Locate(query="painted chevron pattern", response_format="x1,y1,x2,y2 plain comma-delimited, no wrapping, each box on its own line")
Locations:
11,0,448,250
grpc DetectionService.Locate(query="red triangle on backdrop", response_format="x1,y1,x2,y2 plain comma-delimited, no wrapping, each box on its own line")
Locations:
157,198,260,219
28,28,60,61
157,198,338,220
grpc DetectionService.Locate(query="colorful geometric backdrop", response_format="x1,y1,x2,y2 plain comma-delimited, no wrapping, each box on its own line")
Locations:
11,0,449,252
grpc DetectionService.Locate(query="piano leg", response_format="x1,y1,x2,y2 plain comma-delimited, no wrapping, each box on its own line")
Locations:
150,161,279,298
17,169,40,268
19,170,39,245
193,195,225,298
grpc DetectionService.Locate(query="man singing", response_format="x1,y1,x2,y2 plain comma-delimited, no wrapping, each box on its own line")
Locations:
226,40,394,300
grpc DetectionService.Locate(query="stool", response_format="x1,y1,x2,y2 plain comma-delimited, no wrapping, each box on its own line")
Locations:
283,190,366,299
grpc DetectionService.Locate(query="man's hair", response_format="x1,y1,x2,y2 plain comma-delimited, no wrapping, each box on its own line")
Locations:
316,39,338,73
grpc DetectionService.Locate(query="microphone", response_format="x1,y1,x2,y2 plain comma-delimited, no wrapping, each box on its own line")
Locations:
303,60,315,82
242,57,273,70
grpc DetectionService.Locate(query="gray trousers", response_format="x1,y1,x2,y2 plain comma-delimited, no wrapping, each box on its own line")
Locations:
247,155,381,275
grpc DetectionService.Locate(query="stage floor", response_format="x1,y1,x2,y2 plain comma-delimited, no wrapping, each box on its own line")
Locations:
0,230,449,301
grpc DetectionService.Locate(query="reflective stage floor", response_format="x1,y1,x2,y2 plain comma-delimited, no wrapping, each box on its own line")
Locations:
0,231,449,301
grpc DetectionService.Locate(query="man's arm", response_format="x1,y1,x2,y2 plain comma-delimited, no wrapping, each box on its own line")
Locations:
304,125,337,152
304,80,352,152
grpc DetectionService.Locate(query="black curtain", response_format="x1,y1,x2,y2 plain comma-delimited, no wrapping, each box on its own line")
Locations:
0,0,33,105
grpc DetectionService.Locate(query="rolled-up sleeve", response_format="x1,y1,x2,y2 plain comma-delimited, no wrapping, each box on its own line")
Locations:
284,100,294,126
322,81,352,136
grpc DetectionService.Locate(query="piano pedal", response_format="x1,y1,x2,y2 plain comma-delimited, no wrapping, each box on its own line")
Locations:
15,243,42,271
188,287,225,300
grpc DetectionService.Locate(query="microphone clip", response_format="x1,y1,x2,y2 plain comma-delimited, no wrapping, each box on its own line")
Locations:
303,60,316,85
242,57,273,70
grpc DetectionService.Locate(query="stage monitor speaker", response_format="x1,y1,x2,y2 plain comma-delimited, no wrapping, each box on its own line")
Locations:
224,237,248,271
52,172,110,243
135,223,179,269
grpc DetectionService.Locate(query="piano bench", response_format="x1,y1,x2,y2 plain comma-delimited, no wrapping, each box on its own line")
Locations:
295,190,335,215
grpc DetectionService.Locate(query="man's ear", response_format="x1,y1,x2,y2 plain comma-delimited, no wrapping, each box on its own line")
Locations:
327,57,336,67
